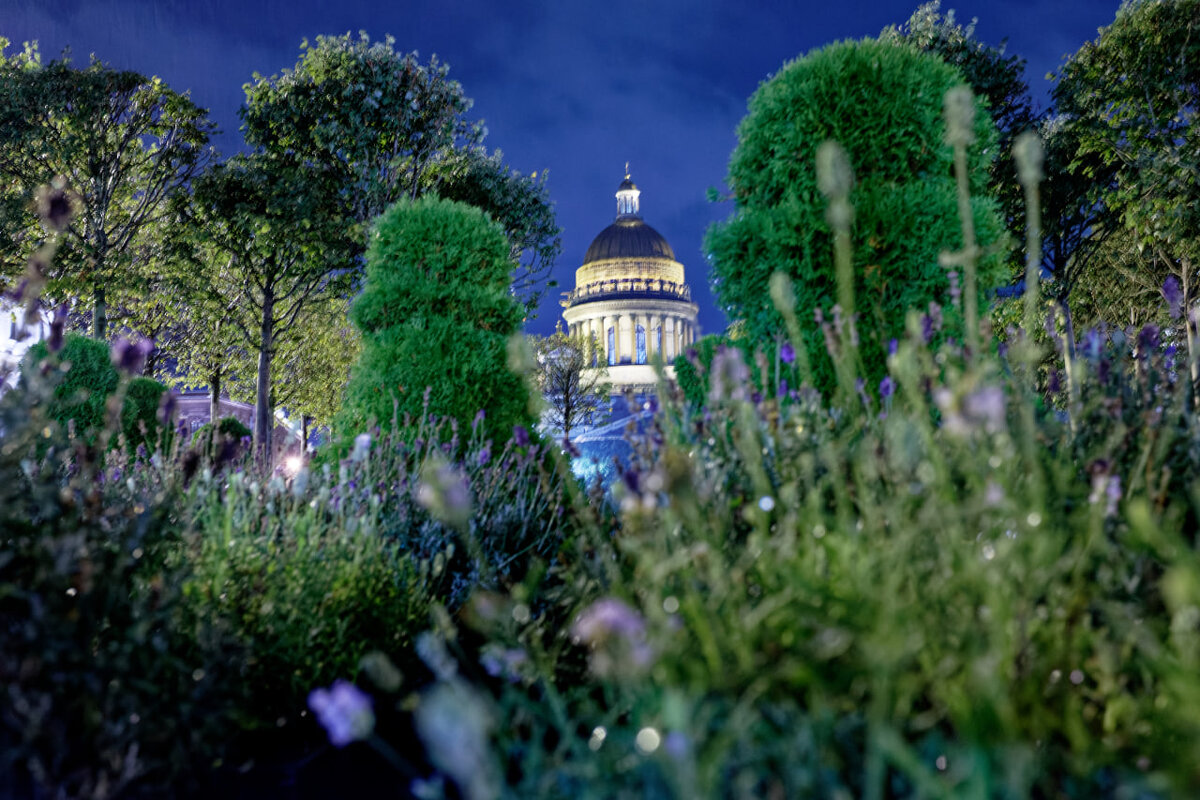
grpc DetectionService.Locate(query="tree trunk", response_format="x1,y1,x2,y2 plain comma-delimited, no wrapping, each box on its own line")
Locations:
1185,262,1199,410
93,282,107,340
209,369,222,424
301,415,310,453
1060,298,1080,438
255,288,275,467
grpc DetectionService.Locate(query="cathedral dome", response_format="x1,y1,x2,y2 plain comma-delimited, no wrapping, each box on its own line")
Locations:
583,217,676,264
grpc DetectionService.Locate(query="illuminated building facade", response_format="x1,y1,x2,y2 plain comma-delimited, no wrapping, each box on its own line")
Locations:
561,169,699,393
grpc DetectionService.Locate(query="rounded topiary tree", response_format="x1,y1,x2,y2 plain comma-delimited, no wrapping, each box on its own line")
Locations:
335,195,534,446
25,334,118,439
707,38,1008,394
24,333,168,452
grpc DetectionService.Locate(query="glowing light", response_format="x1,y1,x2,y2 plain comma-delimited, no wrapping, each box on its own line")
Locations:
636,727,661,754
285,455,304,475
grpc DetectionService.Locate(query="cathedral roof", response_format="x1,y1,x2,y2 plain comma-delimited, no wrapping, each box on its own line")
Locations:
582,170,676,264
583,217,676,264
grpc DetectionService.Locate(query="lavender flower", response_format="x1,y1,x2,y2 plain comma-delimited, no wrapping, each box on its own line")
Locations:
1163,275,1183,320
879,375,895,399
308,680,374,747
110,337,154,375
572,597,654,676
780,341,796,365
35,180,75,232
888,338,899,357
1047,369,1062,396
350,432,371,463
513,424,530,448
1138,324,1160,355
621,467,640,495
414,681,498,800
476,446,491,467
47,303,68,353
472,409,486,432
480,646,528,683
416,458,472,528
157,391,178,426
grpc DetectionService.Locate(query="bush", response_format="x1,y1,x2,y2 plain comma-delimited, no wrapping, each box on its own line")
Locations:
24,333,168,454
335,195,534,449
25,333,118,441
190,415,252,456
706,38,1008,394
0,357,240,798
121,375,168,455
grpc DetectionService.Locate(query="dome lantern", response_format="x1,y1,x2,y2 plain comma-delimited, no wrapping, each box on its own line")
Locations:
616,163,641,218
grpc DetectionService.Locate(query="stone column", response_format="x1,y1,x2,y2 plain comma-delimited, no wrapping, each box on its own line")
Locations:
599,315,609,364
658,314,667,359
612,314,622,364
630,315,639,364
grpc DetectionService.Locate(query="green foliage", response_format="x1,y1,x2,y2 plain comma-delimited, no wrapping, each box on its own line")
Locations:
672,333,766,408
881,1,1038,266
182,153,357,456
1053,0,1200,326
337,195,533,447
242,33,477,224
0,353,241,798
240,33,561,315
428,147,563,314
121,375,168,455
707,39,1007,394
25,333,118,440
24,333,168,453
190,415,252,459
0,43,214,338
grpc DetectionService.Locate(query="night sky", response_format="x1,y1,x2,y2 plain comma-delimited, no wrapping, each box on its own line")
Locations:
5,0,1122,337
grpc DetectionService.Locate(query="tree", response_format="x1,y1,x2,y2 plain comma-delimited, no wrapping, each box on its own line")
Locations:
881,1,1038,266
335,196,533,447
0,38,215,339
426,147,561,313
530,326,610,439
183,154,356,459
706,39,1007,394
1053,0,1199,386
227,296,360,432
241,33,561,314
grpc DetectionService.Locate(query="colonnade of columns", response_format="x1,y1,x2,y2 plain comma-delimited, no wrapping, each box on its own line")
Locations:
567,312,696,365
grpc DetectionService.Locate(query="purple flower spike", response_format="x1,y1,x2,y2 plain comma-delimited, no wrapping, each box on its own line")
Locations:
47,303,69,353
780,342,796,365
513,425,530,448
111,337,154,375
308,681,374,747
879,375,895,399
1163,275,1183,320
476,446,491,467
622,467,640,494
1138,324,1160,354
157,391,178,426
888,338,899,357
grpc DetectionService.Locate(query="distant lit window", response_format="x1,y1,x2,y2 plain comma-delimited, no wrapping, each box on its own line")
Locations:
608,326,615,366
636,325,646,365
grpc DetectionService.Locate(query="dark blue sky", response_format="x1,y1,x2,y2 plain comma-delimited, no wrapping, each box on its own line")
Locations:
5,0,1120,336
